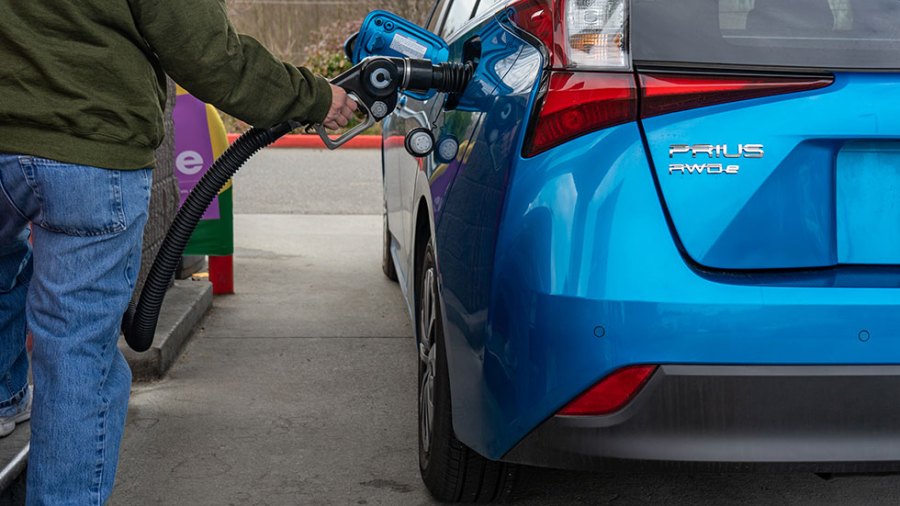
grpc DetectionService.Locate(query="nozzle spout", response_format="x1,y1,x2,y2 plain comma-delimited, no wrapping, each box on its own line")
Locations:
400,59,474,95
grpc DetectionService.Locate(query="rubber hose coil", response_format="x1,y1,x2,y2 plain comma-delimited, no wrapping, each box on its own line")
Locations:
122,122,294,352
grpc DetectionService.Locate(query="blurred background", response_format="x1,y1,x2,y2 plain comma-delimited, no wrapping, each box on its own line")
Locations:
222,0,434,133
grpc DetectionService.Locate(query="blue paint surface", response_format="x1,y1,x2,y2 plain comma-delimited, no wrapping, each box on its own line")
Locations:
378,13,900,462
643,73,900,269
836,141,900,264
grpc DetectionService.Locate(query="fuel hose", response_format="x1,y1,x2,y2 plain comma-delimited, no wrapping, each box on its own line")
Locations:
122,121,297,352
122,57,473,352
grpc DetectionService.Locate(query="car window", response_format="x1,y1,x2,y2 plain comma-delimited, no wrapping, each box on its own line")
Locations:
427,0,450,32
440,0,479,40
632,0,900,70
473,0,506,18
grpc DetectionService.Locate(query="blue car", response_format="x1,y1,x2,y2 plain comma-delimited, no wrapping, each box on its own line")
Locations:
372,0,900,502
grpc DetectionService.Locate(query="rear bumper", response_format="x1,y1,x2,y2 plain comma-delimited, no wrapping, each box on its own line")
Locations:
448,126,900,460
504,365,900,472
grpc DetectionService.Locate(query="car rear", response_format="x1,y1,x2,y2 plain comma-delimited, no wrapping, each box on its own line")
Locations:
465,0,900,469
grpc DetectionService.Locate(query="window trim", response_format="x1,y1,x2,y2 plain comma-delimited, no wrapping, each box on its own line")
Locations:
425,0,445,31
438,0,477,41
442,0,513,43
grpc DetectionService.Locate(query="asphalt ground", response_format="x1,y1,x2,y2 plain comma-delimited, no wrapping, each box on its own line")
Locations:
113,149,900,505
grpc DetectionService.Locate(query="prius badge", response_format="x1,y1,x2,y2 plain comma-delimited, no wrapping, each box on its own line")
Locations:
668,144,764,175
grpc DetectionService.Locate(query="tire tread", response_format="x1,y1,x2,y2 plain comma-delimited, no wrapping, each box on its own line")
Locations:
418,243,517,504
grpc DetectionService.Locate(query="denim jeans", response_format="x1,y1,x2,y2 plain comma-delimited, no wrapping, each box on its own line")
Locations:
0,153,151,505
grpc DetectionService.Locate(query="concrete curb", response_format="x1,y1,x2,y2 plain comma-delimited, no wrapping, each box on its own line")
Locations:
120,280,213,381
227,133,381,149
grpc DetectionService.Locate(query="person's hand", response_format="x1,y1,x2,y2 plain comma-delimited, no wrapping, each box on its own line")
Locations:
323,84,359,130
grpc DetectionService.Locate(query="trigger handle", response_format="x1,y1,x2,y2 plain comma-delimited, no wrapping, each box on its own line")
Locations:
315,93,377,150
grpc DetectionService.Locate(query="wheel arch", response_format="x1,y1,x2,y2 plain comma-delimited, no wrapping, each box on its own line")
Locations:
413,196,434,317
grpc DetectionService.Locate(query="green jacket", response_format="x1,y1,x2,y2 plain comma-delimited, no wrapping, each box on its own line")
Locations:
0,0,332,169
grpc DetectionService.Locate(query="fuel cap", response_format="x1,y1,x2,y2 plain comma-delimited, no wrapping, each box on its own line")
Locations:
405,128,435,158
436,136,459,163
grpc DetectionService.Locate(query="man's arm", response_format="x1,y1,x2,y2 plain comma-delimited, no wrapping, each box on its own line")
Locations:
128,0,354,128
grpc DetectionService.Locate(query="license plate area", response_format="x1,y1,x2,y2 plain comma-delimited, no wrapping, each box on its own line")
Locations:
836,141,900,265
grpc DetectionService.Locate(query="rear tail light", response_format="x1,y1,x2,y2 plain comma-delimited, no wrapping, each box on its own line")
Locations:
565,0,629,70
508,0,629,70
640,73,834,119
507,0,563,67
527,71,636,156
558,365,657,416
510,1,835,156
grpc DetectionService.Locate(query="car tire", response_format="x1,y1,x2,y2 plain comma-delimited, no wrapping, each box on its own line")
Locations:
382,210,398,282
417,242,517,503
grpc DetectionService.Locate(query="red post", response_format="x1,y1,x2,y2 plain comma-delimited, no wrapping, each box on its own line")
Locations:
208,255,234,295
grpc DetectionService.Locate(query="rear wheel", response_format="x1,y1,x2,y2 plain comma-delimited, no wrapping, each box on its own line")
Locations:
417,241,517,503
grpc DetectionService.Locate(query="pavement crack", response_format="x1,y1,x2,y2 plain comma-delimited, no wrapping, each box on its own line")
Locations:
359,479,414,494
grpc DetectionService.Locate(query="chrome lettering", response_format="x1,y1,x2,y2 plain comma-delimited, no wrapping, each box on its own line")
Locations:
669,144,691,157
692,144,715,158
669,163,741,175
741,144,765,158
669,143,765,159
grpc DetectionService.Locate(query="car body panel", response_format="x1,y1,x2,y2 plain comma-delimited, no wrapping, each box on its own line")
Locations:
382,14,537,327
479,126,900,459
643,73,900,271
380,2,900,467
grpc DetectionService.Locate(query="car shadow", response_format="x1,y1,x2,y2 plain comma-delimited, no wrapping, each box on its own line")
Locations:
509,467,900,505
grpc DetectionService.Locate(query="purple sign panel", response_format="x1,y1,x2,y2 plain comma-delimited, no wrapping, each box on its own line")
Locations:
173,93,220,220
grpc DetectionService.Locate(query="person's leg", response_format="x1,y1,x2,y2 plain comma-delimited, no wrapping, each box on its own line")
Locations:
0,154,33,432
4,156,151,505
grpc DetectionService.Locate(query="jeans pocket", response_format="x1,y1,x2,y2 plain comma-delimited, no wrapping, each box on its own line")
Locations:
20,157,129,237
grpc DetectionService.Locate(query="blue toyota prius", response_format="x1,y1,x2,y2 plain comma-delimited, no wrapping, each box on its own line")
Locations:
371,0,900,501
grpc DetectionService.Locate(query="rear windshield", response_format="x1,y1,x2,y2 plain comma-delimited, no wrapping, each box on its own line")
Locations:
632,0,900,70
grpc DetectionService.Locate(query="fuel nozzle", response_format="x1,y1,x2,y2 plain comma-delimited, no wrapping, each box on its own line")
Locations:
397,58,474,96
315,57,473,150
355,57,473,101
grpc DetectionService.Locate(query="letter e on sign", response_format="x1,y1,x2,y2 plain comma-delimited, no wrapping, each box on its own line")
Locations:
176,150,205,175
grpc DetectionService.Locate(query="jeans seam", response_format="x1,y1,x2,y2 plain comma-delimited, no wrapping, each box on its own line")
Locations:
18,158,44,214
109,170,126,234
0,160,32,223
94,397,109,506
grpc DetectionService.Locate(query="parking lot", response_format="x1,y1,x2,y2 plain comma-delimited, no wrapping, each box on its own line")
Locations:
112,149,900,505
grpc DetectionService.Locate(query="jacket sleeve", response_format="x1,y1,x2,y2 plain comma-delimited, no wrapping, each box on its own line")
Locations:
128,0,332,127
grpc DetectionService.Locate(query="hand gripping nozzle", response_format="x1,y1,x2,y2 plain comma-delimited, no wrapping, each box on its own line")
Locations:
315,57,473,150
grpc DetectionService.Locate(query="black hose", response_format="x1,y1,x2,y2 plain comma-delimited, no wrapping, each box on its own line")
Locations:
122,57,476,353
402,60,474,95
432,61,474,95
122,121,296,352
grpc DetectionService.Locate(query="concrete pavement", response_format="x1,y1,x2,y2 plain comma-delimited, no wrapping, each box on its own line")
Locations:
231,149,383,215
113,149,900,505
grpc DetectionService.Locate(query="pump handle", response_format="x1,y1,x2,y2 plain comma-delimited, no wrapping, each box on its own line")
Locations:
314,95,375,150
315,57,473,150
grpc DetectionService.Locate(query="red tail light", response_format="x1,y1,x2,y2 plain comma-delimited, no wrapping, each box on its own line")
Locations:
507,0,565,68
640,73,834,119
507,0,629,70
525,72,832,157
508,0,834,156
558,365,657,416
527,71,637,156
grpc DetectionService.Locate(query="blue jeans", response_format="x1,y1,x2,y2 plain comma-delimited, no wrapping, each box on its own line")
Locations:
0,153,151,505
